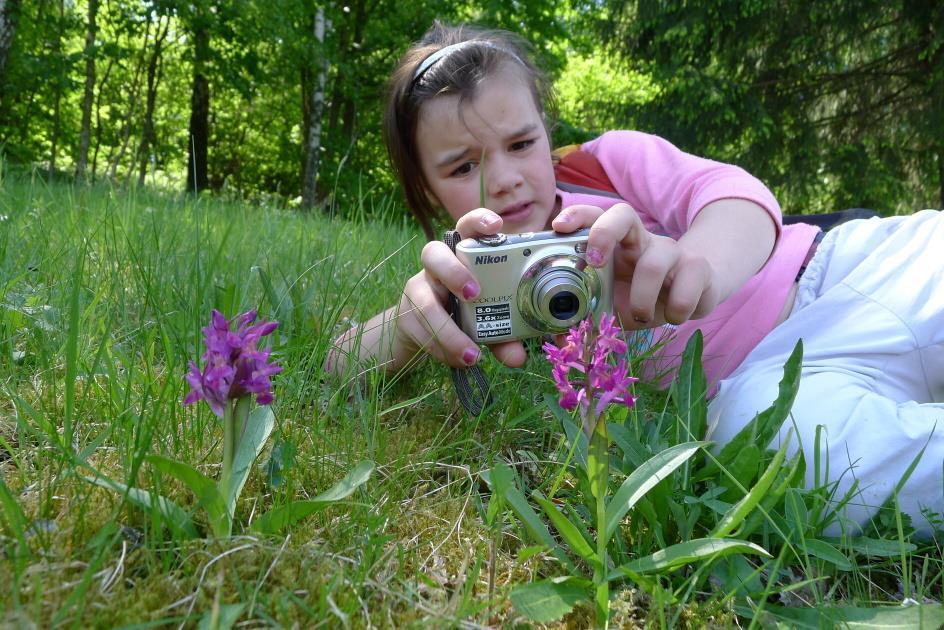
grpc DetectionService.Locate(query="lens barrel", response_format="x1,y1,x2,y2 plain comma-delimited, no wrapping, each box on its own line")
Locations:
518,254,601,333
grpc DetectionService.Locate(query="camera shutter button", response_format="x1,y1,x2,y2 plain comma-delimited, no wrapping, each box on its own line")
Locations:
478,233,507,246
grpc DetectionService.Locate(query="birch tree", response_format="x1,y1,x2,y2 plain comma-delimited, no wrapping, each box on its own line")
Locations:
75,0,99,180
301,6,328,210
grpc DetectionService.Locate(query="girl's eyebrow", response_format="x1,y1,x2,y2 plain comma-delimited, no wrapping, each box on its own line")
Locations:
435,123,540,169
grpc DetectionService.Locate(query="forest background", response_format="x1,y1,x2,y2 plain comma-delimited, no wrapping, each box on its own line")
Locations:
0,0,941,218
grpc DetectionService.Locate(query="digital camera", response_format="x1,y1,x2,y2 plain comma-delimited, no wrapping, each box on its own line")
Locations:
454,229,614,344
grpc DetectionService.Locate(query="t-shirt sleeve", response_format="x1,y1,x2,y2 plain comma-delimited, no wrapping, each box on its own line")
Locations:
581,130,782,239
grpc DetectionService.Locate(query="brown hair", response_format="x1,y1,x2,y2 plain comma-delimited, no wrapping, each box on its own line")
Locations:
383,22,554,240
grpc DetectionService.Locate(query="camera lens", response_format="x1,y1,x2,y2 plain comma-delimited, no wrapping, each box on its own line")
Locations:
549,291,579,321
517,252,603,334
533,271,589,329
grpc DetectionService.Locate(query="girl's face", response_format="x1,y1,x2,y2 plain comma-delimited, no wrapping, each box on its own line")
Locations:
415,65,559,234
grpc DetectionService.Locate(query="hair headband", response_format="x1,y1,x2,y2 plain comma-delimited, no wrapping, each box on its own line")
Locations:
411,40,523,87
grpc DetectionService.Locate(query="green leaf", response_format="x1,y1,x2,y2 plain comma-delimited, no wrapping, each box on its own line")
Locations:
251,461,373,535
509,578,591,623
718,444,762,502
824,536,917,558
738,602,944,629
146,455,229,537
227,406,275,517
198,602,246,630
610,538,771,577
533,492,597,568
605,442,705,541
489,461,574,572
81,474,198,539
802,539,852,571
711,435,789,538
698,339,803,481
670,330,707,441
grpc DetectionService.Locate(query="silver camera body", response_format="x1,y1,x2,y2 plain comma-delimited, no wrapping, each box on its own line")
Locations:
454,229,613,344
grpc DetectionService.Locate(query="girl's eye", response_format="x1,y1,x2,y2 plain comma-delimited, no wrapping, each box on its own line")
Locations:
511,139,535,151
450,162,476,177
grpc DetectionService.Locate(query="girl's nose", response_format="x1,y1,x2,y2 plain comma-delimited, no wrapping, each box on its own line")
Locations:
486,156,523,197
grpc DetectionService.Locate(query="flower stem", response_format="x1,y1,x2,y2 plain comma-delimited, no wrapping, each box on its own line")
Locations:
588,417,610,629
222,399,236,512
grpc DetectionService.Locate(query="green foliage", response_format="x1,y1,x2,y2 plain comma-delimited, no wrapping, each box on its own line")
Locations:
598,0,944,213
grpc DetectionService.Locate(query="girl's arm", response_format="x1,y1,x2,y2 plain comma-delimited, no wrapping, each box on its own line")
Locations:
677,197,777,304
328,209,529,375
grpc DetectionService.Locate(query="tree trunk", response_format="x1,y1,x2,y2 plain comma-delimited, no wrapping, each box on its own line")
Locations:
187,23,210,193
138,17,168,186
301,7,328,211
49,0,65,177
91,57,114,178
75,0,98,181
0,0,22,111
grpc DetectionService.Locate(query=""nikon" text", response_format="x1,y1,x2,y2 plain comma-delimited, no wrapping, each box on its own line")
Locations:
474,254,508,265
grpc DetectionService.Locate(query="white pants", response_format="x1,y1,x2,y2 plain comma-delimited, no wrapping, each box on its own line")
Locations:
708,210,944,537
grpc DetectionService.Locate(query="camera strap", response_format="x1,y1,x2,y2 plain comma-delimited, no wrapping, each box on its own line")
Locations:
443,229,493,416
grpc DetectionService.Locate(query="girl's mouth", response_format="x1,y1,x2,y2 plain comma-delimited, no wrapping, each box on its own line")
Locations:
500,202,533,224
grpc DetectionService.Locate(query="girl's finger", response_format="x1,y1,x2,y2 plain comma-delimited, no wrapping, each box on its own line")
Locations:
666,258,719,322
626,239,678,323
490,340,528,368
420,241,481,302
584,203,648,266
400,274,481,368
550,204,606,232
455,208,504,238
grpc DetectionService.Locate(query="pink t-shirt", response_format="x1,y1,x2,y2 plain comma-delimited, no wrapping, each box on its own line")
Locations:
557,130,820,395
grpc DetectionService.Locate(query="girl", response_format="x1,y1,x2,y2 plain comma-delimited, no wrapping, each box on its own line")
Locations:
332,22,943,536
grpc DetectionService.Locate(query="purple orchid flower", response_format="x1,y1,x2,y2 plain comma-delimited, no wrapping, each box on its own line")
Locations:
184,309,282,417
543,312,637,436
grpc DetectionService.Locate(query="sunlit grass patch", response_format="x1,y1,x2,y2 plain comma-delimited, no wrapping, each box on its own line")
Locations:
1,175,942,627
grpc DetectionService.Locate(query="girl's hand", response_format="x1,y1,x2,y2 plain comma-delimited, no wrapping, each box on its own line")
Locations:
393,208,528,370
551,203,721,329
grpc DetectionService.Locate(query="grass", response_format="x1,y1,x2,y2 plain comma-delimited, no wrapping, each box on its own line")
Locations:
0,170,942,628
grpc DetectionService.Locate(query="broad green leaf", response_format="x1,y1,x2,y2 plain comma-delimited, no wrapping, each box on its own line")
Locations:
718,444,762,502
198,602,246,630
605,442,705,541
611,538,771,577
533,492,597,567
227,406,275,517
606,421,647,469
802,539,852,571
146,455,229,537
251,461,373,535
738,602,944,629
711,436,789,538
670,330,707,441
82,474,198,539
699,339,803,480
509,578,591,623
825,536,917,558
489,461,574,571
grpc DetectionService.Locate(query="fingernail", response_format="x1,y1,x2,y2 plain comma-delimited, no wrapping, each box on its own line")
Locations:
586,248,604,266
462,281,479,300
481,212,501,228
556,210,571,222
463,347,480,365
